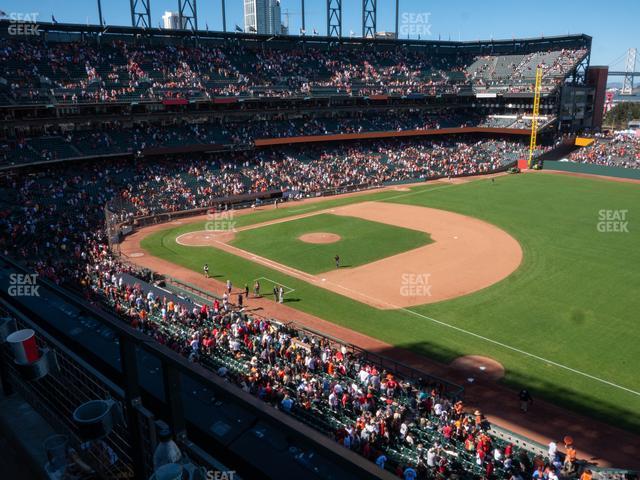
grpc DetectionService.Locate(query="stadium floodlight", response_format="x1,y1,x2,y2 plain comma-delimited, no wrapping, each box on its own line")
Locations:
97,0,104,26
221,0,226,32
130,0,151,29
362,0,376,38
327,0,342,37
178,0,198,31
394,0,399,38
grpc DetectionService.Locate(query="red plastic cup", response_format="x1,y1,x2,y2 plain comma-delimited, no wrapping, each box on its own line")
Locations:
6,329,40,364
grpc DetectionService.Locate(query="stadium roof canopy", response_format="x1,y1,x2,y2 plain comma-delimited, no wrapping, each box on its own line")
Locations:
0,20,591,55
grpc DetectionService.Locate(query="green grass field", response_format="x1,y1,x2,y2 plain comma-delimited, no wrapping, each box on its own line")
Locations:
230,213,431,274
141,174,640,432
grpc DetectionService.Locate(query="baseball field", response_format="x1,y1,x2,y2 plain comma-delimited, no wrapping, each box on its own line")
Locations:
133,172,640,434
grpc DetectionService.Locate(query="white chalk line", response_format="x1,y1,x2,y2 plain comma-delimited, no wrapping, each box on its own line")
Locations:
310,276,640,397
177,178,640,397
400,308,640,397
289,207,317,213
254,276,296,294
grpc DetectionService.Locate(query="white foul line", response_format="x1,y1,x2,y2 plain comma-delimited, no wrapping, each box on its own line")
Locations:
374,181,640,396
175,178,640,397
400,307,640,397
304,272,640,398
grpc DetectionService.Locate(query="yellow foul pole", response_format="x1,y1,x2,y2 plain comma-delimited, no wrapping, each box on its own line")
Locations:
528,67,543,168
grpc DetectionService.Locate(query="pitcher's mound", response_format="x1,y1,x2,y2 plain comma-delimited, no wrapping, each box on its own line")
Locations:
299,232,341,244
450,355,505,381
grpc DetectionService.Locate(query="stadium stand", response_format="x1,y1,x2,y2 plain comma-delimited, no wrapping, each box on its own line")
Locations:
2,19,630,480
567,134,640,169
0,38,587,104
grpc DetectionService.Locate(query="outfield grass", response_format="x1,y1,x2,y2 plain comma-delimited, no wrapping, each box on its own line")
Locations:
141,174,640,432
230,213,431,274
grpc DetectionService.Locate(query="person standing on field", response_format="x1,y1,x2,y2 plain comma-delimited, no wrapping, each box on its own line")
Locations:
519,389,533,412
203,264,209,278
334,254,340,268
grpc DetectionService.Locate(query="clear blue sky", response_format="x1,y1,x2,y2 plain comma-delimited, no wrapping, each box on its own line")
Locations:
1,0,638,68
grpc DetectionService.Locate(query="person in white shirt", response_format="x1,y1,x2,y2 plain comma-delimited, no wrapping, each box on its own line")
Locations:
426,447,437,467
548,441,557,461
328,392,338,410
493,447,503,462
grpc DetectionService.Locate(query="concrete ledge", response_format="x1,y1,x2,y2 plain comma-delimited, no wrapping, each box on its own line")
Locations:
0,387,56,479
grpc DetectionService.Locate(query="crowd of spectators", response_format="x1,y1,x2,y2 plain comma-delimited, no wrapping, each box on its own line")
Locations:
104,138,525,217
568,134,640,169
0,38,587,105
87,263,585,479
236,138,521,199
469,49,588,94
0,136,525,281
0,110,491,167
0,135,594,478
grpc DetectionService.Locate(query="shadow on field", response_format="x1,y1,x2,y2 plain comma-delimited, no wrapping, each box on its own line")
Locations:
364,339,640,467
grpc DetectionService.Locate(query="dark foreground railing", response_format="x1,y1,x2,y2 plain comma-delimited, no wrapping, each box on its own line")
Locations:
0,255,395,480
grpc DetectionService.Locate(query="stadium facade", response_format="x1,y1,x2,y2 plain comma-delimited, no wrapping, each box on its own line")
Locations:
0,21,606,170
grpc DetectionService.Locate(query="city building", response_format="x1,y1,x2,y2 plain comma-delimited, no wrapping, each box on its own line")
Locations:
243,0,283,35
161,11,184,30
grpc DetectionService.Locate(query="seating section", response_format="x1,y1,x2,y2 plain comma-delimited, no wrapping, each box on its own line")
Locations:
0,39,587,105
568,135,640,169
104,138,528,217
478,115,556,130
469,49,587,93
91,270,556,479
0,111,495,167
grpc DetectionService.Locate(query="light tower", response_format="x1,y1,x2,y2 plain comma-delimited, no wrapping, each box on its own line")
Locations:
621,48,637,96
130,0,151,28
362,0,377,38
327,0,342,37
178,0,198,31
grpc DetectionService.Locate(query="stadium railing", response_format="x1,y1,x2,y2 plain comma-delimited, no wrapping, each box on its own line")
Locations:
159,273,465,401
0,255,396,480
138,270,640,479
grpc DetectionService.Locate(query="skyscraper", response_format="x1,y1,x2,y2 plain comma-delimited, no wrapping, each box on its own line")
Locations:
243,0,283,35
162,11,185,30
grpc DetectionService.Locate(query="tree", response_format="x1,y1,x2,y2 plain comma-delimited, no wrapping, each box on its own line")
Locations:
603,103,640,129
